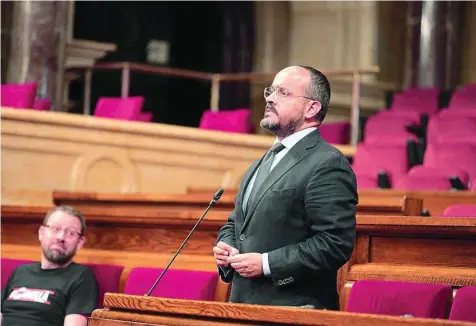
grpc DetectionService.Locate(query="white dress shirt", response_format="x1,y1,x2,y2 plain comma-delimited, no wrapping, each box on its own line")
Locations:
241,127,317,276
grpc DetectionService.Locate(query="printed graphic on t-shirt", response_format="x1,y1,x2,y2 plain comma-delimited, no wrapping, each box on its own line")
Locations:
7,287,55,305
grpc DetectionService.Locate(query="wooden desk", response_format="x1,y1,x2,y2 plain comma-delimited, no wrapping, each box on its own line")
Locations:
358,190,476,216
51,190,421,217
88,294,474,326
338,216,476,309
188,188,476,216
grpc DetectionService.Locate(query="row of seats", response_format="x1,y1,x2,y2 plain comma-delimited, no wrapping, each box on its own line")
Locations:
354,83,476,191
1,81,353,144
1,258,219,309
2,258,475,322
346,280,476,323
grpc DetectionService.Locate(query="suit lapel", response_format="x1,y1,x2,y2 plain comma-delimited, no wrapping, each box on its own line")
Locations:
241,130,322,232
237,159,262,217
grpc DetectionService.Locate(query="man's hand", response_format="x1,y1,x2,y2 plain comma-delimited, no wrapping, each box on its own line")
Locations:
227,253,263,278
213,241,239,267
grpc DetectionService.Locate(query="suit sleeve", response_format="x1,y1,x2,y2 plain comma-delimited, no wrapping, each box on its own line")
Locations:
216,206,238,283
267,153,358,286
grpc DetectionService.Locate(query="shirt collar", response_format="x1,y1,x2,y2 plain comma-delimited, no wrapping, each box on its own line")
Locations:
274,127,317,150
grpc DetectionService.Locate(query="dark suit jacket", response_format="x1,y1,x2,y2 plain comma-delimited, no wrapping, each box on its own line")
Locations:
216,129,358,310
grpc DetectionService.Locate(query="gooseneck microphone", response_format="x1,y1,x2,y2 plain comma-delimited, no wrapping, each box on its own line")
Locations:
145,188,225,296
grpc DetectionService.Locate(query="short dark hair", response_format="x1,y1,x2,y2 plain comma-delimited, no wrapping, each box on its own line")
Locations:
42,205,86,235
299,65,331,122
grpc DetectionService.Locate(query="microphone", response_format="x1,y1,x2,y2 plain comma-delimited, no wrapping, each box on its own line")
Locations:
145,188,225,296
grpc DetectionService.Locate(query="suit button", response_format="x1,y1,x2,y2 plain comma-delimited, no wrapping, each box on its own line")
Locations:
239,234,246,241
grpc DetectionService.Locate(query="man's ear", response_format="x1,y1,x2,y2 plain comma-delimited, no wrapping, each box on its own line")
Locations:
77,236,86,250
38,225,45,241
306,101,322,120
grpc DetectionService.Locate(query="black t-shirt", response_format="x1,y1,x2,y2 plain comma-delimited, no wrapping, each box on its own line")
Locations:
1,262,98,326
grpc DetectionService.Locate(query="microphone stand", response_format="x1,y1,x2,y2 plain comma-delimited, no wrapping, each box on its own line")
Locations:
145,188,224,296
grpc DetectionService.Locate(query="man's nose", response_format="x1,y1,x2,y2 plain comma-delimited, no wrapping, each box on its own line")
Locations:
55,229,67,240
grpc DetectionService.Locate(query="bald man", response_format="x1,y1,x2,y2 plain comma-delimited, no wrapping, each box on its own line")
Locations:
213,66,358,310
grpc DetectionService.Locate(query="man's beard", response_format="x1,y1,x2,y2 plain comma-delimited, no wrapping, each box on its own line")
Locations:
260,106,305,139
42,245,76,265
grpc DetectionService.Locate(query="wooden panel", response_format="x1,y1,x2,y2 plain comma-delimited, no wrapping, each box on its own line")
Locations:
1,108,355,207
340,216,476,309
51,190,419,217
358,190,476,216
370,237,476,267
189,188,476,217
88,294,474,326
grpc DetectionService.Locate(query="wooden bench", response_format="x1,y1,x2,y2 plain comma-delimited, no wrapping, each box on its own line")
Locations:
88,294,474,326
338,216,476,310
188,188,476,216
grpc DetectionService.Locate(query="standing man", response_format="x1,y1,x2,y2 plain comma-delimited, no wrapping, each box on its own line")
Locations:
1,205,98,326
213,65,358,310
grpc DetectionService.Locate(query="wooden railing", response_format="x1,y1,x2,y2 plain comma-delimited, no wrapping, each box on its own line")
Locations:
69,61,381,147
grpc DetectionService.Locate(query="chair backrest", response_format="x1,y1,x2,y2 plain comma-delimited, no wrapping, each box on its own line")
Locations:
81,262,124,308
364,111,420,145
94,96,144,121
136,111,153,122
441,205,476,217
448,84,476,110
1,82,38,109
449,286,476,322
1,258,34,289
390,87,439,115
33,98,51,111
319,122,350,145
123,267,218,301
199,108,252,133
345,280,452,318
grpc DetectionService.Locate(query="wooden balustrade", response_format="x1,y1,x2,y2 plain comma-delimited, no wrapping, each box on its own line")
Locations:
87,295,474,326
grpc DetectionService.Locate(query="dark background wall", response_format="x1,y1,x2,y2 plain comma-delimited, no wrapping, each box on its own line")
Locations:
70,1,254,127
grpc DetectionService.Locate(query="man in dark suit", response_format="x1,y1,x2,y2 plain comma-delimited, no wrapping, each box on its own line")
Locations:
213,65,358,310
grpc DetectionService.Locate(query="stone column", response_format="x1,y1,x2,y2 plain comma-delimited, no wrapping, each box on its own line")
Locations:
6,0,70,110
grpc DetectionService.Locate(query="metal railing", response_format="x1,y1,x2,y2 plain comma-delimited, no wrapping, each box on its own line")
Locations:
70,62,380,147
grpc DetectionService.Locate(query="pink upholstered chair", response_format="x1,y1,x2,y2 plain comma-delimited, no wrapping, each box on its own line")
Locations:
199,108,252,133
449,286,476,322
94,96,145,121
441,205,476,217
345,280,452,319
33,98,51,111
319,122,350,144
1,82,38,109
1,258,34,289
136,111,153,122
124,267,218,301
82,263,124,308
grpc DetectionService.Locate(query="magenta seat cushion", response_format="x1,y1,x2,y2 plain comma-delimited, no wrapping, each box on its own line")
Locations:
199,109,252,133
81,263,124,308
94,96,144,120
449,286,476,322
124,267,218,301
1,82,38,109
346,280,452,318
1,258,34,289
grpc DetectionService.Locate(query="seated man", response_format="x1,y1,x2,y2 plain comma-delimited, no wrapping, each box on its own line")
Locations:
1,205,98,326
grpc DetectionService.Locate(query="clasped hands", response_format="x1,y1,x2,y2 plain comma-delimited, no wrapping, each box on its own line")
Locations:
213,241,263,278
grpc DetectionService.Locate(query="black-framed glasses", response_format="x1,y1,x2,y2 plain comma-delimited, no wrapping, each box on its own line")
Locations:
264,86,315,101
43,224,82,238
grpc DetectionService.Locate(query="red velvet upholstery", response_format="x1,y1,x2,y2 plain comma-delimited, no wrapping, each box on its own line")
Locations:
94,96,145,121
199,108,252,133
346,280,452,318
124,267,218,301
1,258,34,289
1,82,38,109
82,262,124,308
449,286,476,322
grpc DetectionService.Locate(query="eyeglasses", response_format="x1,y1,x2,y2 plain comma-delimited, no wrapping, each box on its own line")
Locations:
43,225,82,238
264,86,315,101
